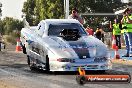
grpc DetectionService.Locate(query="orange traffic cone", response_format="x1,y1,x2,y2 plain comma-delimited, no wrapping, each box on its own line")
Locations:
112,35,116,49
16,38,22,52
114,46,120,59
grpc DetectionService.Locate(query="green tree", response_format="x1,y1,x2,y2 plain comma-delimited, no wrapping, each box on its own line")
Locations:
22,0,64,25
0,19,4,35
22,0,124,25
0,17,23,44
34,0,64,24
2,17,23,35
22,0,36,26
0,2,2,17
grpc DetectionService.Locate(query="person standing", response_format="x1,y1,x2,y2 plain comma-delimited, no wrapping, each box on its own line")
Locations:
112,19,121,49
121,8,132,57
85,26,94,36
0,33,2,51
95,27,102,40
68,8,84,24
100,28,105,43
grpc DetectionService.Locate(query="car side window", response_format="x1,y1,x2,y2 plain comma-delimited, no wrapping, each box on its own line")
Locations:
38,25,41,30
36,22,45,37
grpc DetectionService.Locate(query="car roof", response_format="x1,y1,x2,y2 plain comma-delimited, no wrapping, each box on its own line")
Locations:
41,19,80,25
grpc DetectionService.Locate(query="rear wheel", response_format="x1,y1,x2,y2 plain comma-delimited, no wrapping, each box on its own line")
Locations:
46,55,50,71
128,74,131,83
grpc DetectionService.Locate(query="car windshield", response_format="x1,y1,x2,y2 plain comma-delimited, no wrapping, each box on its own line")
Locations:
48,23,87,36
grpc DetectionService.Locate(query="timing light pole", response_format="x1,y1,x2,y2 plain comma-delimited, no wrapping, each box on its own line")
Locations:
64,0,69,19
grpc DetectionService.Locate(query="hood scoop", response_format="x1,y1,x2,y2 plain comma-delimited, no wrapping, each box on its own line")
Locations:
68,41,90,59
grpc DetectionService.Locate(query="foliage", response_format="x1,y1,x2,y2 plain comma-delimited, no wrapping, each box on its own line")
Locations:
1,17,23,35
0,19,4,34
4,34,17,44
0,8,1,16
22,0,64,25
22,0,125,27
0,8,1,13
0,17,24,44
22,0,36,25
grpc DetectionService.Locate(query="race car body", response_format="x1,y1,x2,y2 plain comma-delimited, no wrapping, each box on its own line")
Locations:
20,19,112,71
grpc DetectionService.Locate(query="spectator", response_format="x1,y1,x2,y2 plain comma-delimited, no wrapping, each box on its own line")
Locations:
100,28,105,43
121,8,132,57
68,8,84,24
112,19,121,49
95,27,102,40
85,26,94,36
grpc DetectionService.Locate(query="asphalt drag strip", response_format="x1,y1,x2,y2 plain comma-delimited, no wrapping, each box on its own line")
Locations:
0,45,132,88
0,64,132,88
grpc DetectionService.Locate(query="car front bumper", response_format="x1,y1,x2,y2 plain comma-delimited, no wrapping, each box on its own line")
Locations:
50,60,112,71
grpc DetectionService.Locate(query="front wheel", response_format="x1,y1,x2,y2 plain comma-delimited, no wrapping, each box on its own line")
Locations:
22,45,27,54
27,55,36,71
76,76,86,85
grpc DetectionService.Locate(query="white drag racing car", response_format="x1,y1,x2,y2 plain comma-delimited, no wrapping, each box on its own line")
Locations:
20,19,112,71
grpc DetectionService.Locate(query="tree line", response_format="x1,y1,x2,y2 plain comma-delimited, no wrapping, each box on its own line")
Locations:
0,17,23,35
22,0,125,26
0,0,128,44
0,0,128,36
0,17,24,44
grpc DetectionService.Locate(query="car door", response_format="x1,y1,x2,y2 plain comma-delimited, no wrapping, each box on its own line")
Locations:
34,22,46,64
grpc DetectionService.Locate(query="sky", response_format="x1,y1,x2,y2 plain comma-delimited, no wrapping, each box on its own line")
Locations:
0,0,26,20
121,0,129,3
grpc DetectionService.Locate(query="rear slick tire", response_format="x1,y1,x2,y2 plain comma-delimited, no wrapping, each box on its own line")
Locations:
46,55,50,71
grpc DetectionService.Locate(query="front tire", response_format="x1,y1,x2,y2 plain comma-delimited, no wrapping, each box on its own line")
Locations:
27,55,36,71
22,45,27,54
76,76,86,85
